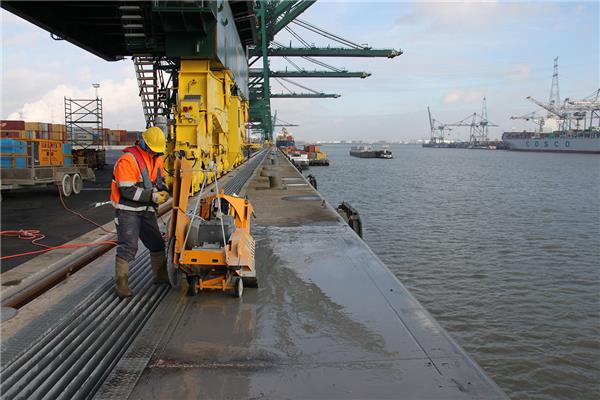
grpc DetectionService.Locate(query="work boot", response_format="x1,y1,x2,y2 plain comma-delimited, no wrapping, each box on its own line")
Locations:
151,251,169,284
115,257,133,298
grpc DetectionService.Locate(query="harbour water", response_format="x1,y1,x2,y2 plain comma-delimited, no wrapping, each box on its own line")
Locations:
306,144,600,400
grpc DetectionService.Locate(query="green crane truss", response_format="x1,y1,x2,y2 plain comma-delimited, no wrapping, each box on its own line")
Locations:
1,0,401,142
250,47,401,58
249,0,402,140
250,70,371,78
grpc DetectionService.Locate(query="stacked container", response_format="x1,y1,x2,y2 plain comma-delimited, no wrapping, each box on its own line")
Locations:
51,124,66,141
2,120,147,146
1,120,26,139
62,143,73,166
0,138,27,169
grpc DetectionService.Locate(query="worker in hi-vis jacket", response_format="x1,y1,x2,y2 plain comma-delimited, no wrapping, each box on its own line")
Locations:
110,126,170,298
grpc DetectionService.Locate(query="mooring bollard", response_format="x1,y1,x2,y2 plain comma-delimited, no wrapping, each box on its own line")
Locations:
269,175,283,189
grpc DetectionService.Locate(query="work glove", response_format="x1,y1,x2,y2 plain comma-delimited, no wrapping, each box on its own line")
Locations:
152,191,169,205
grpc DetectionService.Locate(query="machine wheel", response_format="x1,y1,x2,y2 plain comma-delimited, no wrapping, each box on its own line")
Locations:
60,174,73,197
186,276,198,297
232,276,243,298
242,277,258,288
71,173,83,195
167,237,181,288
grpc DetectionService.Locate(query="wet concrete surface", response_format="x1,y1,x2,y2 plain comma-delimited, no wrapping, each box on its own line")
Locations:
1,150,122,271
118,151,507,399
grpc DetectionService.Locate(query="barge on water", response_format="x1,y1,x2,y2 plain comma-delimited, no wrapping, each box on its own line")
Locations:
349,145,393,158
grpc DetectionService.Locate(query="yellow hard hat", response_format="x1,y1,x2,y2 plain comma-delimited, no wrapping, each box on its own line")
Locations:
142,126,166,154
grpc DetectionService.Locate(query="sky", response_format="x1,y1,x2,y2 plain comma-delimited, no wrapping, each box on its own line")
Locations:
1,1,598,142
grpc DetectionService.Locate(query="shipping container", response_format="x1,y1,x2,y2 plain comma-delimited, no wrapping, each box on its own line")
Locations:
25,122,39,131
63,143,73,166
49,131,64,142
1,131,20,138
51,123,66,133
1,120,26,131
1,138,27,152
1,157,26,169
36,131,49,140
1,139,27,169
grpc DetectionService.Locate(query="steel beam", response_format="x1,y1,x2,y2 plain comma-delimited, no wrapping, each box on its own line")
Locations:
250,69,371,78
271,93,340,98
272,1,317,37
250,47,403,58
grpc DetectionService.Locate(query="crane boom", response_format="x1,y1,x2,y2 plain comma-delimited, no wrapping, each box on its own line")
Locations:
526,96,566,118
427,106,434,132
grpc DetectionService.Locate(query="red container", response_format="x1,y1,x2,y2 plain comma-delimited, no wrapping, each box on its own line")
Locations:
1,120,25,131
1,131,19,138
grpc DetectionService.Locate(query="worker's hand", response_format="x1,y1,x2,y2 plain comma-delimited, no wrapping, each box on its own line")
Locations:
152,191,169,205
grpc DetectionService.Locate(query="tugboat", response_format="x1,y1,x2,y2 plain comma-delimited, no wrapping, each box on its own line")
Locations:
380,145,393,159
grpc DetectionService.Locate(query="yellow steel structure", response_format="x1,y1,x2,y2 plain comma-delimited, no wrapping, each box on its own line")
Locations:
167,59,248,193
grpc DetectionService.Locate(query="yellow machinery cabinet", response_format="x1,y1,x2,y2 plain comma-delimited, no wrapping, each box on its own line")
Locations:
167,59,246,193
38,140,64,166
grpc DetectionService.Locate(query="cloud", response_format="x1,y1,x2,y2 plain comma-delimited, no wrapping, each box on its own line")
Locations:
7,78,145,129
443,89,485,104
395,1,557,33
506,64,531,82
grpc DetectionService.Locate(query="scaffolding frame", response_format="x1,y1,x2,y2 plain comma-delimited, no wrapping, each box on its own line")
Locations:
64,97,104,149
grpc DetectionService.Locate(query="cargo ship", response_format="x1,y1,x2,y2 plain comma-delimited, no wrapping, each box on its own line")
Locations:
275,127,295,148
501,130,600,154
349,145,393,159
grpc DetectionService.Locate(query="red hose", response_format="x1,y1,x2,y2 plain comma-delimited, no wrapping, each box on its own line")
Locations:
0,229,117,260
1,175,118,261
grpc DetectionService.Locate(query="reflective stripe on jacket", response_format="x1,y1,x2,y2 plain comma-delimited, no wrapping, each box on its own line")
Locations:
110,145,166,211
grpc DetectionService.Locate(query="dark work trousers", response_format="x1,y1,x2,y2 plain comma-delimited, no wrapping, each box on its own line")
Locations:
115,209,165,262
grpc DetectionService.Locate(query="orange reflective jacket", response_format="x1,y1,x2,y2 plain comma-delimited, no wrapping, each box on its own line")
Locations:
110,145,166,211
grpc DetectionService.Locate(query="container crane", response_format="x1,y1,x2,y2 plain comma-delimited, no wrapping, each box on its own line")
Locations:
563,89,600,130
427,106,452,144
250,1,402,139
526,96,567,119
510,112,545,133
526,95,569,131
446,98,498,144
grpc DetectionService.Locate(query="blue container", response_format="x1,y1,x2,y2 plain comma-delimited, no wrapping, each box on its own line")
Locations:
1,155,26,169
1,138,26,152
1,157,12,168
14,157,26,168
1,139,27,169
63,143,73,166
62,143,73,155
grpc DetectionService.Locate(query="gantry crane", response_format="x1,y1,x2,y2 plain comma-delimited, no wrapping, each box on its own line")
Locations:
427,106,452,144
2,1,401,191
564,88,600,130
510,112,545,133
249,1,402,139
446,98,498,144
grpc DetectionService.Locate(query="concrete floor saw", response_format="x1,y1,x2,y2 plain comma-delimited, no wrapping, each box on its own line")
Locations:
167,157,257,297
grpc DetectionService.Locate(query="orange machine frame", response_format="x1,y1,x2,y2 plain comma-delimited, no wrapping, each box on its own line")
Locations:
168,158,255,293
